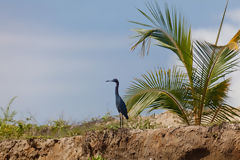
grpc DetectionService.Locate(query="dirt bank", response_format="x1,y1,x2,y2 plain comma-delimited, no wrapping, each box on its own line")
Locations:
0,123,240,160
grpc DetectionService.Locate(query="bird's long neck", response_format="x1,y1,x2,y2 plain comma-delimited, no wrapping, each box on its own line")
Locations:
115,82,119,96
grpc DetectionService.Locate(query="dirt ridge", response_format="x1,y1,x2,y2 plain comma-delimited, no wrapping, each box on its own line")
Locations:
0,123,240,160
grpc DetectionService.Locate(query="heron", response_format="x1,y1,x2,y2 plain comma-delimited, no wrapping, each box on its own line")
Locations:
106,78,128,128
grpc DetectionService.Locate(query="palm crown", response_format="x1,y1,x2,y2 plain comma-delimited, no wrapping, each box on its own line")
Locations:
126,1,240,125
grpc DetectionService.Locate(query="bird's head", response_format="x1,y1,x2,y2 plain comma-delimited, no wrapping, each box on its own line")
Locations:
106,78,119,84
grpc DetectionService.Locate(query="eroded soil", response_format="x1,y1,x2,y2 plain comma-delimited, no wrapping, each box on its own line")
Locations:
1,123,240,160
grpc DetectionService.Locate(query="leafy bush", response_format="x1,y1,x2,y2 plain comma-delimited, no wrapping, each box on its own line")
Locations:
89,155,105,160
0,98,155,140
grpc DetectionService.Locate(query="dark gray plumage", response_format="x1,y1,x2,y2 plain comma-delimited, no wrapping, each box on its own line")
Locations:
106,78,128,128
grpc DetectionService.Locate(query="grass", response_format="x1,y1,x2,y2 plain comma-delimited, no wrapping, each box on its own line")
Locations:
4,97,237,141
0,114,114,140
0,115,160,140
0,97,161,141
0,103,158,141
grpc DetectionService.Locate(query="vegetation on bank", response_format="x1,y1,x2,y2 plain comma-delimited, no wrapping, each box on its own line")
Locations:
0,97,158,141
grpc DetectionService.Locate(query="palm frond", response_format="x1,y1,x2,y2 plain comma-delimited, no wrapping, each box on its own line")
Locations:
126,66,190,124
205,78,230,107
193,41,239,90
193,41,239,124
215,0,229,45
130,2,193,81
201,104,240,124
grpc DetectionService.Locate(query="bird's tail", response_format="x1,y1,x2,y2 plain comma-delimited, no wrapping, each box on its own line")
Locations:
124,114,129,120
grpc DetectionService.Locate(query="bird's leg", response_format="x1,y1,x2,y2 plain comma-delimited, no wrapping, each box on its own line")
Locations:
121,113,123,128
122,114,124,127
119,113,122,128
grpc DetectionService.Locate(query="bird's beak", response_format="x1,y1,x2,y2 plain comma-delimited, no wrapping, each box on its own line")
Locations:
106,80,112,82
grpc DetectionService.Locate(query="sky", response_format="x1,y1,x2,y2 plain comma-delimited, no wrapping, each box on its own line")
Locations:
0,0,240,124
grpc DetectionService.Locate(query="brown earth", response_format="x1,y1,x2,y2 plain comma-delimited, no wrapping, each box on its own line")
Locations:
1,122,240,160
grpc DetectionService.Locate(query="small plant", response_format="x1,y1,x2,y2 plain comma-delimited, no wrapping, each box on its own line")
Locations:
126,117,157,129
89,155,105,160
0,96,17,125
102,112,112,121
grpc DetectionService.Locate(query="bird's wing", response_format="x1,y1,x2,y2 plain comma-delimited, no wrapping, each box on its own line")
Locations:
119,98,129,119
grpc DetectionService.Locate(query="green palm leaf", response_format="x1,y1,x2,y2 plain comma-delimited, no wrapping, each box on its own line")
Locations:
130,2,193,83
194,41,239,86
201,104,240,124
193,41,240,124
205,78,230,107
126,66,190,124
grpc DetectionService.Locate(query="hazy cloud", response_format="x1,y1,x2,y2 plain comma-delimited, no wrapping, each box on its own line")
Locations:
192,24,238,45
228,8,240,24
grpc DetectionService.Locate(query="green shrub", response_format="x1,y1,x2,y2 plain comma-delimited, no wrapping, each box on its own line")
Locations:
89,155,105,160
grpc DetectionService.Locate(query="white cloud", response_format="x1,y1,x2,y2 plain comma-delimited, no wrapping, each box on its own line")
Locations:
228,71,240,107
192,8,240,45
192,28,217,43
228,8,240,24
226,8,240,107
192,24,238,45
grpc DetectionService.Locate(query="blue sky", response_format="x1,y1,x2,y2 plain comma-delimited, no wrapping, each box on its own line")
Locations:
0,0,240,123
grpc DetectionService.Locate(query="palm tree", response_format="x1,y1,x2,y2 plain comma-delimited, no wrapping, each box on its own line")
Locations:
126,1,240,125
